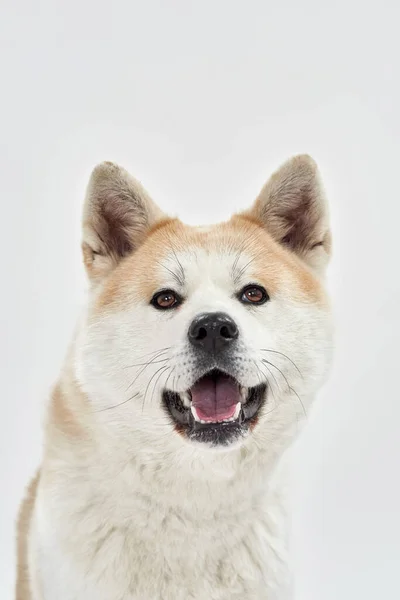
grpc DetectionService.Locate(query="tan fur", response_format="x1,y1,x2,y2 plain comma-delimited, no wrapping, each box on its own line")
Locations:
16,472,40,600
48,384,83,439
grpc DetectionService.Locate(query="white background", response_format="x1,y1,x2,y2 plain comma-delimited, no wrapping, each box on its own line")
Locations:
1,1,399,598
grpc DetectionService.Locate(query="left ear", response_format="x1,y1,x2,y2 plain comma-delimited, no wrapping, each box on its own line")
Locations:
82,162,167,283
244,154,331,274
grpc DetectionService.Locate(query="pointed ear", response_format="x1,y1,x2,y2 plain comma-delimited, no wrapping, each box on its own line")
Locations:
82,162,166,281
244,155,331,274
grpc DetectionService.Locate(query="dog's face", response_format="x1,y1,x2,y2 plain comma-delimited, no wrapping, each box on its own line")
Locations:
76,156,332,452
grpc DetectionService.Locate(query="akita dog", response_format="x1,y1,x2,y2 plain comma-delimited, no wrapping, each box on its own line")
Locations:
17,155,333,599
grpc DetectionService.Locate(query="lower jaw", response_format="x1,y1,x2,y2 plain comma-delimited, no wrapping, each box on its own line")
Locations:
163,383,267,448
184,420,248,447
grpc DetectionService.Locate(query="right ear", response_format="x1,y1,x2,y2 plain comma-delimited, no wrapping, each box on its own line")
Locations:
82,162,166,281
242,155,331,275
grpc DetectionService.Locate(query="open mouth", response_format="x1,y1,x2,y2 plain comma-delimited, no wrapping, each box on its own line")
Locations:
163,369,266,447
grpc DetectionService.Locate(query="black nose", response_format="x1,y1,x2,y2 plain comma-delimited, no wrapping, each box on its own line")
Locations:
188,312,239,354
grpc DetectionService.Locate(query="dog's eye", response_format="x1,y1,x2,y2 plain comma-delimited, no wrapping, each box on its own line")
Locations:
151,290,182,310
239,285,269,305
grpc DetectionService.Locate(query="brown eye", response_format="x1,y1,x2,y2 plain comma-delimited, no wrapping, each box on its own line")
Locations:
151,290,182,310
239,285,269,305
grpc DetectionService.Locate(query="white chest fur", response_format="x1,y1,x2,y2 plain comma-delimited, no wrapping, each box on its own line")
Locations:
31,441,292,600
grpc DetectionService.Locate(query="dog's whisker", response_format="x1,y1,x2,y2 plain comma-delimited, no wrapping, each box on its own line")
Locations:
231,240,249,285
164,367,175,392
261,358,307,418
258,362,278,405
143,365,170,414
154,260,183,288
141,346,172,357
259,349,303,378
255,358,279,394
96,392,140,413
261,358,291,390
167,238,185,286
259,371,279,417
123,347,171,369
126,350,170,392
150,366,171,409
123,358,168,369
254,361,263,387
289,385,307,418
234,257,257,284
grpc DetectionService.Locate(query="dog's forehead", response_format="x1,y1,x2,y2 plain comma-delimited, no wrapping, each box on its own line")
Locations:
149,218,275,276
163,246,249,294
138,218,282,293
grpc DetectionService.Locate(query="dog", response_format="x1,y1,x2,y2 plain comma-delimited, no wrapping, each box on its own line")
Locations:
16,155,333,599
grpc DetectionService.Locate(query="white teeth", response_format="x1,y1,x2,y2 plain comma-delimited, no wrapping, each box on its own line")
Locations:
233,402,242,420
191,406,213,424
181,391,192,408
190,406,212,424
191,406,201,422
190,402,242,424
239,386,248,401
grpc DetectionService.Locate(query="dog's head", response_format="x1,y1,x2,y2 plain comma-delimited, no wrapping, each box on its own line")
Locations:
76,156,332,453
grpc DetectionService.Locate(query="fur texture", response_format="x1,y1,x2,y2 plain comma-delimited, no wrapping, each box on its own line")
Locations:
17,155,333,599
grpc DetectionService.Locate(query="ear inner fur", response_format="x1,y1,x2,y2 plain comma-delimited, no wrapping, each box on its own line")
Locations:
82,161,167,281
243,154,331,273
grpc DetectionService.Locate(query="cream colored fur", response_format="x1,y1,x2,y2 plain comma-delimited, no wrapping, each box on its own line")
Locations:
17,155,333,599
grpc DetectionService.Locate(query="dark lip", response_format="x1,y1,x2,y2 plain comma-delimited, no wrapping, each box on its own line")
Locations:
162,369,267,447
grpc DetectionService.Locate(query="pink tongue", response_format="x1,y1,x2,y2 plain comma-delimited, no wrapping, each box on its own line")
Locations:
191,374,240,422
